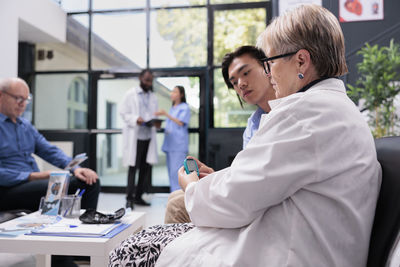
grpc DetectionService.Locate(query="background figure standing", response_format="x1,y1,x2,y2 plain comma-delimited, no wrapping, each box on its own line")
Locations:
156,86,191,192
120,69,159,208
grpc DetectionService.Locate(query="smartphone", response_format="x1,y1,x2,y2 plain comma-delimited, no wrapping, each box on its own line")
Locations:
183,158,200,176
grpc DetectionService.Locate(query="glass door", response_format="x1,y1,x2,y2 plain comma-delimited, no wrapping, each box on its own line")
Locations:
94,73,202,193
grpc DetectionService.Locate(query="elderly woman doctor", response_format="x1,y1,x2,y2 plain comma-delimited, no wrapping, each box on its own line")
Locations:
154,4,381,267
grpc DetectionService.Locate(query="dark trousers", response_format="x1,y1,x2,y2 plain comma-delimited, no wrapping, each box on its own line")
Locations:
0,175,100,212
126,139,152,201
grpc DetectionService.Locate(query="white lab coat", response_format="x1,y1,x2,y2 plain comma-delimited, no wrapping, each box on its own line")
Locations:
156,78,381,267
120,87,158,167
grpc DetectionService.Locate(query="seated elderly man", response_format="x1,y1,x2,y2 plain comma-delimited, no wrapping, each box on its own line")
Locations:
0,77,100,213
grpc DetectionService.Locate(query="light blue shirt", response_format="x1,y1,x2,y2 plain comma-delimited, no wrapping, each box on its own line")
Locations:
242,107,266,149
162,103,191,152
0,113,72,186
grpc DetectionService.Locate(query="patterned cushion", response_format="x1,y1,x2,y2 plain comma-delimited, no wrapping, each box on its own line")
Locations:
109,223,194,267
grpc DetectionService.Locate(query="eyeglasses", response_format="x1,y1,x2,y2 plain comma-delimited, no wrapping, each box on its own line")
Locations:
262,51,298,75
2,90,32,104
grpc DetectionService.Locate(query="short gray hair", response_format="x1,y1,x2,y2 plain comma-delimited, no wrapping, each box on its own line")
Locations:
0,78,28,92
0,78,11,92
258,4,348,77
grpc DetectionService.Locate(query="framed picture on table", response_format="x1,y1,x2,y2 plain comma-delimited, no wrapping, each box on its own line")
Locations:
339,0,384,22
41,171,70,216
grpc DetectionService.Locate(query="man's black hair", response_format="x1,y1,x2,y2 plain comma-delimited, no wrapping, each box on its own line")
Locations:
221,46,266,107
139,69,153,77
139,69,153,92
175,85,186,103
221,45,266,89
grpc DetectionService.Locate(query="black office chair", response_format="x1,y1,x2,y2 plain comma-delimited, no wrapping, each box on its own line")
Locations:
0,209,31,224
367,136,400,267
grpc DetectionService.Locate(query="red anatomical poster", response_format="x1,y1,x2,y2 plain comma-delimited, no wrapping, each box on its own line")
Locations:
339,0,384,22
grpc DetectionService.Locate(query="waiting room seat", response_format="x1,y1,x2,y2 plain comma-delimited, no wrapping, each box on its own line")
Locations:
367,136,400,267
0,209,31,224
0,141,73,224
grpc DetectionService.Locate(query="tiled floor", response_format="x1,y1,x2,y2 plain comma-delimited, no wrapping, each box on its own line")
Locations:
0,192,169,267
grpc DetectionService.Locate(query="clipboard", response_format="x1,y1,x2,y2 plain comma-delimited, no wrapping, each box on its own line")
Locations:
144,118,163,127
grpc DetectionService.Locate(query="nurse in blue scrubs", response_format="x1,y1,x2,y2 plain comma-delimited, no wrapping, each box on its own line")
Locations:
156,86,191,192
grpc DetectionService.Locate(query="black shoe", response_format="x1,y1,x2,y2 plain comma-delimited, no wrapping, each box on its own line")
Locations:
126,200,134,209
133,198,151,206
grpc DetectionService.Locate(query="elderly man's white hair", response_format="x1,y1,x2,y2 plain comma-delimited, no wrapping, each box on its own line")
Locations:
0,78,28,92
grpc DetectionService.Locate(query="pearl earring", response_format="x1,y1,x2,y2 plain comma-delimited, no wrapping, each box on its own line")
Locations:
298,73,304,79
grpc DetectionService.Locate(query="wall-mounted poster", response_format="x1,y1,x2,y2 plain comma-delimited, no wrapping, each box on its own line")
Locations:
339,0,384,22
279,0,322,15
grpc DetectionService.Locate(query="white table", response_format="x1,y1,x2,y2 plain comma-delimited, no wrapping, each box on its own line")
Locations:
0,211,145,267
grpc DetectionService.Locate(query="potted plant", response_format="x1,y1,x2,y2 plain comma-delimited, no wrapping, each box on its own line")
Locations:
348,39,400,138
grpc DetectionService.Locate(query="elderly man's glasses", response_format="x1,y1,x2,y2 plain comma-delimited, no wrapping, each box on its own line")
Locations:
2,90,32,104
262,51,298,75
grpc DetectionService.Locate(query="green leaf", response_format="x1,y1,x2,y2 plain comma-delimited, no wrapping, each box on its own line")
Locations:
347,39,400,138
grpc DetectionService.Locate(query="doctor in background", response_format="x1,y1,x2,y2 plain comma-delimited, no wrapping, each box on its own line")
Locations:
110,4,381,267
120,69,159,208
156,86,191,192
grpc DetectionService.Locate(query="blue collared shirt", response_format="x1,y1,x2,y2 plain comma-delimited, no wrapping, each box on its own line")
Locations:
242,107,266,149
0,113,72,187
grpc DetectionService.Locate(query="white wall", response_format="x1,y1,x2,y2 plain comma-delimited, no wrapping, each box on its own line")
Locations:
0,3,18,78
0,0,66,77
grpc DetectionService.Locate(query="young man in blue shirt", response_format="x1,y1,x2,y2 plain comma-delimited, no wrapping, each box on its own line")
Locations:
0,77,100,212
164,45,276,223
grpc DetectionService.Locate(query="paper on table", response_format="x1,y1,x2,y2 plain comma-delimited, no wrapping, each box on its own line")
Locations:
0,229,32,237
0,213,60,236
31,217,121,237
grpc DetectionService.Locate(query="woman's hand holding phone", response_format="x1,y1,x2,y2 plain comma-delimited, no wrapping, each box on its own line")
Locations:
179,157,215,191
178,166,199,192
186,156,214,178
